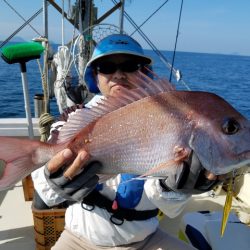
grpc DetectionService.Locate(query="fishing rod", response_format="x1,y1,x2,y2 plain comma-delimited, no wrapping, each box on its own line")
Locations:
130,0,170,36
111,0,181,82
169,0,184,82
111,0,190,90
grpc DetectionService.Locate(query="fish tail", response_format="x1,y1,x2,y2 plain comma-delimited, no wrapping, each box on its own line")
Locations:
0,136,65,190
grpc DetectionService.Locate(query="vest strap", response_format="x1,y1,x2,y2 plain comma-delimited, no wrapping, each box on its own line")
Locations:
82,190,159,225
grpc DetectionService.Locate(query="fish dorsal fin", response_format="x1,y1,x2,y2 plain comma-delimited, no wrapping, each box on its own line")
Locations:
58,72,175,142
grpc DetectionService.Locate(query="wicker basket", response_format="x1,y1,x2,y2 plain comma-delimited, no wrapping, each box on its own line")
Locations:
32,204,66,250
22,175,34,201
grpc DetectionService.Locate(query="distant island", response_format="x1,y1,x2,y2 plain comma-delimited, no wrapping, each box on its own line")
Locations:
10,36,27,42
0,36,58,45
0,36,27,43
0,36,27,46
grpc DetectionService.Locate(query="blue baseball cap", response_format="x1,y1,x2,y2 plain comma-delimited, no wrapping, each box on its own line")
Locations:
84,34,152,93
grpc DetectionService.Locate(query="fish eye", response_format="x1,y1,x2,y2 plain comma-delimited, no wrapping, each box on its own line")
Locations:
222,118,240,135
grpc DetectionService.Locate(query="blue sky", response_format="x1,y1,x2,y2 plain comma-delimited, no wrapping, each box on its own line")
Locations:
1,0,250,56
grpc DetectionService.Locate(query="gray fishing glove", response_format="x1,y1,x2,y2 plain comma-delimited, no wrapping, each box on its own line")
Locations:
44,161,102,202
160,150,220,194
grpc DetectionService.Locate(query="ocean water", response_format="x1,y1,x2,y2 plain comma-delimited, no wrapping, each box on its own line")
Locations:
0,45,249,119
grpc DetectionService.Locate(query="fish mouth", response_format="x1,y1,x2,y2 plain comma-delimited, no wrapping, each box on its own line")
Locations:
238,150,250,160
225,150,250,174
204,171,232,182
211,161,250,176
206,150,250,176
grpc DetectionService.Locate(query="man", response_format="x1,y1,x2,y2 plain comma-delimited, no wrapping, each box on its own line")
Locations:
33,34,215,249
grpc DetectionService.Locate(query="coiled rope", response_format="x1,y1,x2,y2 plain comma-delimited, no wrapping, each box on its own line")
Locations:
36,38,55,142
39,113,54,142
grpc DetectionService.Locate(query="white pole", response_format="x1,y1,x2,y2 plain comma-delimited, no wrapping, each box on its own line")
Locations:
20,64,34,139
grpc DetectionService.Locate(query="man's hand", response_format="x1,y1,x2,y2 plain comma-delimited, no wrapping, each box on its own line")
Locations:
160,151,220,194
44,149,102,202
47,149,90,179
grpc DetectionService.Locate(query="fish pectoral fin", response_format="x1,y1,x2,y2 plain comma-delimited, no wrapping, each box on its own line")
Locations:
173,146,190,163
139,161,180,178
138,147,190,178
134,176,166,180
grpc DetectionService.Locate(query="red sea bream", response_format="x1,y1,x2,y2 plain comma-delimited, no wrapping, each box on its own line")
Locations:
0,74,250,190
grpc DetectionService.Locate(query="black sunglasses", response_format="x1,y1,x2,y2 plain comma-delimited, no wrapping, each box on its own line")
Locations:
95,60,143,74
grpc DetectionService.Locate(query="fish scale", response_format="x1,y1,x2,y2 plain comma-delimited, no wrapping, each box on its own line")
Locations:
78,96,179,174
65,90,250,177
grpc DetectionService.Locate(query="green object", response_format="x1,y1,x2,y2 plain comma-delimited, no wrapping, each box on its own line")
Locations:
1,41,44,64
0,41,44,138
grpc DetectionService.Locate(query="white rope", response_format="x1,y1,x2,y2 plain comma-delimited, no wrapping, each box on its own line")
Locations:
52,0,82,113
53,45,76,113
55,0,76,108
72,34,82,78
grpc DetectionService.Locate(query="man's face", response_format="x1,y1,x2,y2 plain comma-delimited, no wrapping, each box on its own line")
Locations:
94,54,144,96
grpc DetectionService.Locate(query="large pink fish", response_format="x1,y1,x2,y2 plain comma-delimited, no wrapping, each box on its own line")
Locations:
0,74,250,190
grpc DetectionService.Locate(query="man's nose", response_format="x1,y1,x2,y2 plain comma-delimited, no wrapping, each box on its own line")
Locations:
112,69,126,79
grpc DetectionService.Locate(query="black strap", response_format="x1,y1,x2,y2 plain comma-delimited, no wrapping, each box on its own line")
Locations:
82,190,159,224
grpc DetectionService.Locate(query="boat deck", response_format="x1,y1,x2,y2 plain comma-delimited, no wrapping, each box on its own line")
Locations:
0,182,229,250
0,182,35,250
2,181,249,249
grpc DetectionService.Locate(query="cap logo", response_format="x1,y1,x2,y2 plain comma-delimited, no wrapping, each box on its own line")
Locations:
110,39,128,45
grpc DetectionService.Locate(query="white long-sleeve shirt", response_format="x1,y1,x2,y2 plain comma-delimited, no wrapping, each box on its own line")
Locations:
32,95,190,247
